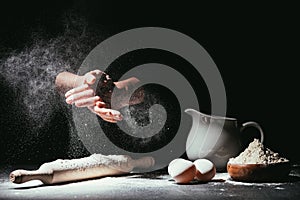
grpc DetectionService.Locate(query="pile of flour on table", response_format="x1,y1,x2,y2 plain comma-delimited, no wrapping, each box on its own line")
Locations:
228,139,289,164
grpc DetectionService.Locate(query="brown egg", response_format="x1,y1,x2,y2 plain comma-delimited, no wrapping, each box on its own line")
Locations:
168,158,196,184
194,159,216,182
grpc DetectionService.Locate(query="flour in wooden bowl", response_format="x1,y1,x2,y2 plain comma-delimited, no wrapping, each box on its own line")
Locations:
228,139,288,164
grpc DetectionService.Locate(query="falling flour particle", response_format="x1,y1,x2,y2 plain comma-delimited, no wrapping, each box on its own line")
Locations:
0,11,107,160
228,139,288,164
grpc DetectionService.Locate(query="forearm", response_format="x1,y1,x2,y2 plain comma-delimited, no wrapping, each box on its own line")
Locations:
55,72,84,94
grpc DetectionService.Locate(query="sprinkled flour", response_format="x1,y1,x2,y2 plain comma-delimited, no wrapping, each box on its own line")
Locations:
228,139,288,164
38,154,131,173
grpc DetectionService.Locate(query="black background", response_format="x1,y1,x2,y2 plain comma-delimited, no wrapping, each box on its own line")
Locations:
0,1,299,164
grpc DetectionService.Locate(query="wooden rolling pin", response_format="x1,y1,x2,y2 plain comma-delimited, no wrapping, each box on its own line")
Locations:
10,154,155,184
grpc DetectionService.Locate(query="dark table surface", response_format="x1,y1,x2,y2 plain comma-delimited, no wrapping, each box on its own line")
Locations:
1,164,300,200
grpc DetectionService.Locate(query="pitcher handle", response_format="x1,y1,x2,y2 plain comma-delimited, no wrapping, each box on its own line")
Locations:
240,121,264,143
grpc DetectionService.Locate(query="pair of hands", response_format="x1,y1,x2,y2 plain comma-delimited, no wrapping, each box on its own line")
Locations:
64,70,123,123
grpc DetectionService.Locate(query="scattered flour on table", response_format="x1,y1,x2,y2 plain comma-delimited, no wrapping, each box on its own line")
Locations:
39,154,130,173
212,173,285,186
228,139,288,164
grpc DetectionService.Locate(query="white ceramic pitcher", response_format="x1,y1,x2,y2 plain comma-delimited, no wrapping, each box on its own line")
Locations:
185,108,264,170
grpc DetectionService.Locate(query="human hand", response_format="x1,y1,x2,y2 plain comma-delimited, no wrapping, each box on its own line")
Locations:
88,101,123,123
65,70,103,107
65,70,123,123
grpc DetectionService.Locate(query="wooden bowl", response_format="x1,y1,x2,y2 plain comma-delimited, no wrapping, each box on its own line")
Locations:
227,161,291,182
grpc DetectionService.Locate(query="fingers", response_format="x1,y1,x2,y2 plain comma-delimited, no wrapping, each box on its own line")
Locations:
114,77,140,90
94,107,122,117
64,69,122,124
87,102,123,123
85,70,104,85
65,84,89,98
95,101,106,108
89,69,103,76
98,114,118,123
93,106,123,122
66,89,95,104
65,70,105,99
88,108,118,123
84,73,97,85
73,96,101,107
